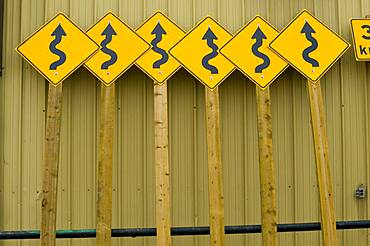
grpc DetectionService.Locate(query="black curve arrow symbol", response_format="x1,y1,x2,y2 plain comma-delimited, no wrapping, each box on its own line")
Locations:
49,24,67,70
151,22,169,68
301,21,319,67
201,27,219,74
101,23,118,70
251,26,270,73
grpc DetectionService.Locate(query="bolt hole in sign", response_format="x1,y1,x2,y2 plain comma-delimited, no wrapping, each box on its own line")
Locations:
169,16,235,90
16,13,100,86
269,10,350,83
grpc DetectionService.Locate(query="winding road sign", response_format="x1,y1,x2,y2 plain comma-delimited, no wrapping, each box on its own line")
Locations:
16,13,99,86
220,16,288,88
169,16,234,89
350,19,370,61
84,12,150,86
136,11,185,84
269,10,350,82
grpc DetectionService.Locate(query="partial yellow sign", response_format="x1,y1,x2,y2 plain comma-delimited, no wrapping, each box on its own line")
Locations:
220,16,288,88
85,12,150,86
136,11,185,84
169,17,235,89
269,10,350,82
350,19,370,61
16,13,99,86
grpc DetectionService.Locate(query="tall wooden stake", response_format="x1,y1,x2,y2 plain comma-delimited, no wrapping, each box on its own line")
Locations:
307,80,338,246
41,84,63,246
256,87,277,246
205,88,225,246
96,84,115,246
154,82,171,246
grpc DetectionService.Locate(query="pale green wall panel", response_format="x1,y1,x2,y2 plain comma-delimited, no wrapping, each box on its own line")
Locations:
0,0,369,245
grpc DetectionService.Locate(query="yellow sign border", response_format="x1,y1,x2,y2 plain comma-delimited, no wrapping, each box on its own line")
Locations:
220,15,289,89
83,11,151,86
350,18,370,61
269,9,350,83
135,11,186,85
168,16,235,90
16,12,100,86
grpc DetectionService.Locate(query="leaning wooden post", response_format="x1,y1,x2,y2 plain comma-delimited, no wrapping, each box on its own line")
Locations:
256,87,277,246
307,80,338,246
16,13,100,246
154,81,171,246
84,12,150,246
96,84,115,246
41,84,63,246
205,88,225,246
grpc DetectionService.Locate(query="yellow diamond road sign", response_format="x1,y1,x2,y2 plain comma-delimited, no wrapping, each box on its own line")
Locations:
169,17,235,89
269,10,350,82
16,13,99,86
85,12,150,86
220,16,288,88
136,11,185,84
350,19,370,61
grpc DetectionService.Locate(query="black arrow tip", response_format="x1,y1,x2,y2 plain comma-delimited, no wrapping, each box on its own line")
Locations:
102,22,117,36
252,26,267,39
202,27,218,40
301,21,315,34
51,23,66,36
151,21,166,35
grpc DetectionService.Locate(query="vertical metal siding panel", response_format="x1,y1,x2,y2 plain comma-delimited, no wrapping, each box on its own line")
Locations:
117,68,149,246
219,1,246,246
359,2,370,245
0,27,3,246
268,10,297,246
288,1,322,246
220,1,259,245
19,1,46,246
316,1,345,244
268,1,298,245
241,2,266,245
118,1,150,246
165,0,201,243
1,1,369,246
365,2,370,245
169,1,208,245
2,1,22,246
138,4,156,245
169,1,203,246
219,73,248,245
169,68,198,246
68,1,97,245
139,3,158,246
338,0,369,245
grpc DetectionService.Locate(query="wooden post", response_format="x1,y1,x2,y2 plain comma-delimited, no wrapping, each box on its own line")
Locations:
96,84,115,246
41,84,63,246
205,88,225,246
307,80,338,246
154,82,171,246
256,87,277,246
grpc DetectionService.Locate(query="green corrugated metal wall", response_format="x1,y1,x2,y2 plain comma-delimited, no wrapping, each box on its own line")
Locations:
0,0,369,245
